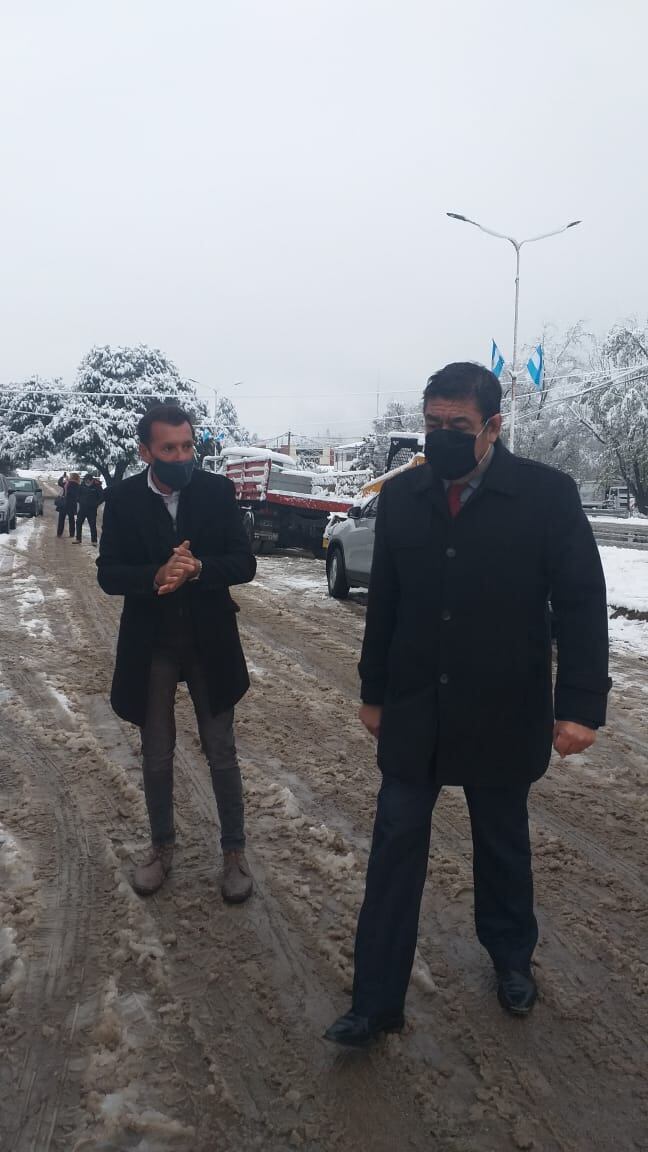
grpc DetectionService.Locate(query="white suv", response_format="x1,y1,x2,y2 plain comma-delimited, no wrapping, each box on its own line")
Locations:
325,494,379,598
0,476,17,534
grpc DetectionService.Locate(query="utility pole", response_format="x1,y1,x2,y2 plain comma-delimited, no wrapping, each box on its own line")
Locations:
510,243,521,453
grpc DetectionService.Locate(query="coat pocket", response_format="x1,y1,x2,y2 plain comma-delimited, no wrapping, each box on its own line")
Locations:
377,685,438,783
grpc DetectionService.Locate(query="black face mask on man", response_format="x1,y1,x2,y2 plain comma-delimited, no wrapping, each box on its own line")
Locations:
424,421,490,482
152,457,195,490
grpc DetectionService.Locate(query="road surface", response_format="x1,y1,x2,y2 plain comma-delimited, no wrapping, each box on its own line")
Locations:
0,516,646,1151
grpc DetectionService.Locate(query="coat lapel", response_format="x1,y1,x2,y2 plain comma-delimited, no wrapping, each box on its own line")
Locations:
410,461,450,521
464,439,518,511
176,477,197,546
139,469,177,555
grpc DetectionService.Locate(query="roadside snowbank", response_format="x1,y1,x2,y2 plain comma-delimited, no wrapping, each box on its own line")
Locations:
599,547,648,613
608,615,648,658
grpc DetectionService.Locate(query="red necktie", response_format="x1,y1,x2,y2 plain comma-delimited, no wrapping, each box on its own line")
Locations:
447,483,466,518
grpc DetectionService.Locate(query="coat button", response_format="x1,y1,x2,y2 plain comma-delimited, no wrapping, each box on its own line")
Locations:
446,546,456,559
441,609,451,621
439,673,449,685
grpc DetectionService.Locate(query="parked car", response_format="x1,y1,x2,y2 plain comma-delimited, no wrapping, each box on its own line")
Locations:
0,476,17,533
9,476,44,517
325,493,379,598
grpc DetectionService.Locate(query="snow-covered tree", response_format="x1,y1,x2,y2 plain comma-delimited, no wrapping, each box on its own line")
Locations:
0,377,64,474
574,322,648,513
349,434,378,474
48,345,208,486
213,395,250,447
511,323,601,477
371,399,424,473
193,395,250,465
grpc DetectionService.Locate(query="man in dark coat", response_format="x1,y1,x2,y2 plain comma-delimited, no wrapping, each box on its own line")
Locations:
326,362,610,1046
75,474,106,545
97,403,257,901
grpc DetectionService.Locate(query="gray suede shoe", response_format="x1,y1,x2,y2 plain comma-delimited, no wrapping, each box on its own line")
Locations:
132,844,174,896
222,850,253,904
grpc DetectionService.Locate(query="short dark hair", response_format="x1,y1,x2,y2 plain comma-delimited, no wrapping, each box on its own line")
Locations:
423,362,502,421
137,403,195,447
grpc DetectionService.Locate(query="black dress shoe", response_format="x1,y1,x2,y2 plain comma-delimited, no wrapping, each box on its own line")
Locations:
497,970,538,1016
324,1009,405,1048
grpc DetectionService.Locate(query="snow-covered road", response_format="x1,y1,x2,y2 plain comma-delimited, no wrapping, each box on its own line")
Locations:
1,519,647,1151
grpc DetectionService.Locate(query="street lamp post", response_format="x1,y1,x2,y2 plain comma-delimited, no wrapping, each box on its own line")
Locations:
446,213,581,452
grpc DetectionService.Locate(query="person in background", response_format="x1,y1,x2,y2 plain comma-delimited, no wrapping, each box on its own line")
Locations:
97,403,257,902
325,361,610,1048
75,474,105,546
56,472,80,538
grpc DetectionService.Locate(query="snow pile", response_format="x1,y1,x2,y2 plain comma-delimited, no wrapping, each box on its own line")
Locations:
0,825,35,1005
608,615,648,657
44,678,76,718
10,517,38,554
75,978,195,1150
218,445,293,468
12,570,54,640
14,572,44,608
599,546,648,613
599,546,648,654
313,470,371,499
0,925,24,1002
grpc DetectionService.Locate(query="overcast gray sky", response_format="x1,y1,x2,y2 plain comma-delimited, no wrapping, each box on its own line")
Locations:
1,0,645,441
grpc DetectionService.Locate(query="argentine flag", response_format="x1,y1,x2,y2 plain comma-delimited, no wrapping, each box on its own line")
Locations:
491,340,505,379
527,345,544,391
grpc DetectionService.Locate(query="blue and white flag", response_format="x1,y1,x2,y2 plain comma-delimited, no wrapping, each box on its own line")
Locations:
527,345,544,391
491,340,505,379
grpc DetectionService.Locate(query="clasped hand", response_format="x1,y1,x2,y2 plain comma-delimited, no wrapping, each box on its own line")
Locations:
155,540,200,596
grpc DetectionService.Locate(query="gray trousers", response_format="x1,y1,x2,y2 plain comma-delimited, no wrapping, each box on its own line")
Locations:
140,647,245,851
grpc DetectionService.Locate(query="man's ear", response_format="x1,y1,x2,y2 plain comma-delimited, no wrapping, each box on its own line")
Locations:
139,443,152,464
488,414,502,442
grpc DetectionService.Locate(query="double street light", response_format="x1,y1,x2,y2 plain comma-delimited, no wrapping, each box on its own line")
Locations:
446,212,581,452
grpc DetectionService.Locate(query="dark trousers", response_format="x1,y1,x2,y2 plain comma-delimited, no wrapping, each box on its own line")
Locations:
140,647,245,851
76,509,98,542
57,509,75,536
352,777,538,1019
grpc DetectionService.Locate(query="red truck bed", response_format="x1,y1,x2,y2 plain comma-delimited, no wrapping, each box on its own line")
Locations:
224,458,352,514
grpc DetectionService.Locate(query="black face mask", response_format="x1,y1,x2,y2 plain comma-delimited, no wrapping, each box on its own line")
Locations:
424,422,489,481
152,458,195,490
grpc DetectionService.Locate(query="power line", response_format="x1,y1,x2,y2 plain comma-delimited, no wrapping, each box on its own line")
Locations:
0,389,190,399
504,365,648,429
0,368,639,404
3,365,646,440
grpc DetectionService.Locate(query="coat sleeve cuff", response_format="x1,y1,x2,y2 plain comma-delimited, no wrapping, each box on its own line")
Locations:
554,680,611,729
556,718,600,731
360,682,386,706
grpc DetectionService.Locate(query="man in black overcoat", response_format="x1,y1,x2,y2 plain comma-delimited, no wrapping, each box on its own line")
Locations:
75,473,106,545
326,362,610,1046
97,403,256,901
